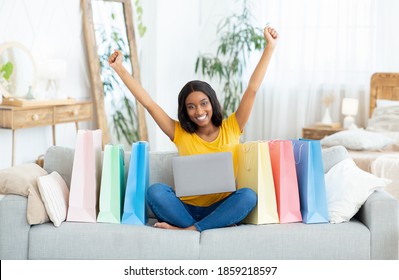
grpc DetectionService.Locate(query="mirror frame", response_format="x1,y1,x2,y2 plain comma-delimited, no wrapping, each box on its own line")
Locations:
0,41,37,99
82,0,148,146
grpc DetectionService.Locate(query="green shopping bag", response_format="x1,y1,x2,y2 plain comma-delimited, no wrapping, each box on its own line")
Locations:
97,144,125,223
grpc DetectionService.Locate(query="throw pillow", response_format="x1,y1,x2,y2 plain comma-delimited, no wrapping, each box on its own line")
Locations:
320,130,394,150
325,158,392,223
37,172,70,227
0,163,49,224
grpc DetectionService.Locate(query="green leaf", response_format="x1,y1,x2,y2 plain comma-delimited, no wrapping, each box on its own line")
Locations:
139,25,147,37
0,62,14,80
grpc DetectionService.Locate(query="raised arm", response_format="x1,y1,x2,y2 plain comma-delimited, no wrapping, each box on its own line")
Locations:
235,27,278,131
108,50,175,140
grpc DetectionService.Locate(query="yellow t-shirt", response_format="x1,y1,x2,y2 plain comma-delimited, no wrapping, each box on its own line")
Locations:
173,113,242,207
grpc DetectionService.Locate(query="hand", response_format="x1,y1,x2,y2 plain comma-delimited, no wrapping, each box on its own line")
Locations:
108,49,124,70
264,26,278,49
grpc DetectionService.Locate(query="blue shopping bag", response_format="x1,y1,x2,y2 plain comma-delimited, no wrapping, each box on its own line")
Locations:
122,141,149,225
291,139,329,224
97,144,125,223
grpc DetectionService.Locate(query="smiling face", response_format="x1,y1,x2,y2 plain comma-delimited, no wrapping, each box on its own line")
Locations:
177,80,223,133
185,91,213,128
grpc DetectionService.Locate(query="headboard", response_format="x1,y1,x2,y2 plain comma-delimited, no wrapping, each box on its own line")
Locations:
370,73,399,117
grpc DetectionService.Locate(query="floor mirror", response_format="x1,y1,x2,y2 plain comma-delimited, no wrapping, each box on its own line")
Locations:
82,0,148,146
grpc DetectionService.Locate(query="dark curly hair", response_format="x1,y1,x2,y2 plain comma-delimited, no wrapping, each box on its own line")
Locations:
177,80,223,133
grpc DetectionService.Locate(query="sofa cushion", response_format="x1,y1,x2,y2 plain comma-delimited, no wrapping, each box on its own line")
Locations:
37,172,70,227
29,222,200,259
325,158,392,223
149,151,178,188
44,146,75,188
0,163,49,225
199,221,370,259
322,145,349,173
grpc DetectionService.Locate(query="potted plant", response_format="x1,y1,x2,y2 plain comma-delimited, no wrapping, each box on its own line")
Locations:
195,0,266,117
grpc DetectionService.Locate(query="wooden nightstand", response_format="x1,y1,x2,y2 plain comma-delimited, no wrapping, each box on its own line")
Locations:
302,126,343,140
0,100,93,165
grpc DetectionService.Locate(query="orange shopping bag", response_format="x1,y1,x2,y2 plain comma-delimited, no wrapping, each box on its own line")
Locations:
67,129,102,223
268,140,302,223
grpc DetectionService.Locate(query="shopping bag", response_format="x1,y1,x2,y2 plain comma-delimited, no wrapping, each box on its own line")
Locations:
97,144,125,223
292,139,329,224
67,129,102,222
122,141,149,225
268,140,302,223
237,141,279,224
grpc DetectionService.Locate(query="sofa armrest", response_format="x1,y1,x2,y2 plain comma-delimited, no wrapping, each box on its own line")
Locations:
356,189,399,260
0,194,31,259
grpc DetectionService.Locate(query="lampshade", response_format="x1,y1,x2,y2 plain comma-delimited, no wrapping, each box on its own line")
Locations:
341,98,359,116
341,98,359,129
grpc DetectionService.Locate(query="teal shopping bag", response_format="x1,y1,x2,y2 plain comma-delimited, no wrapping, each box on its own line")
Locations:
292,139,329,224
122,141,149,225
97,144,125,223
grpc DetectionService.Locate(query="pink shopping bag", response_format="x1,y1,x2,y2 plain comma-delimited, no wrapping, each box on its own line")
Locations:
268,140,302,223
67,129,102,223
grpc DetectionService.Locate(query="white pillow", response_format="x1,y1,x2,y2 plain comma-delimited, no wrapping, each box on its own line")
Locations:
367,105,399,132
376,99,399,107
320,130,394,150
367,115,399,132
37,172,69,227
325,158,391,223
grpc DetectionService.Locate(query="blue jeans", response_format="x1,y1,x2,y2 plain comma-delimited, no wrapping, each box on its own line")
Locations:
146,183,257,232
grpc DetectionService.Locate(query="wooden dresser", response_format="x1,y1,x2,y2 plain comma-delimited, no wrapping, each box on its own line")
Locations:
0,100,93,165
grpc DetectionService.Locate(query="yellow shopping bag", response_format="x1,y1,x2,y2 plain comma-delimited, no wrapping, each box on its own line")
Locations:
237,141,279,224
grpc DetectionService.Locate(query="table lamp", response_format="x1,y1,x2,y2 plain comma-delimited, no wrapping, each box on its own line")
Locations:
40,59,67,99
342,98,359,129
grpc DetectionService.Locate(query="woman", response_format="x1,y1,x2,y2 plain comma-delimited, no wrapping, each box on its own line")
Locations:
109,26,278,231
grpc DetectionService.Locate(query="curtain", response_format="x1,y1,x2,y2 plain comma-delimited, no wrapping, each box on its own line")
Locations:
243,0,398,141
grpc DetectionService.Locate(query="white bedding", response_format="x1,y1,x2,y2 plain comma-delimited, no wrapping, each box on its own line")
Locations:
371,154,399,180
321,106,399,200
348,150,399,200
345,108,399,200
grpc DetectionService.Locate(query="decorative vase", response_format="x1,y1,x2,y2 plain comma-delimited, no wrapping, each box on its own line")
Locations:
321,107,332,124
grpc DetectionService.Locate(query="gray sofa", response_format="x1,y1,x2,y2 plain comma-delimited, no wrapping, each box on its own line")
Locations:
0,146,398,260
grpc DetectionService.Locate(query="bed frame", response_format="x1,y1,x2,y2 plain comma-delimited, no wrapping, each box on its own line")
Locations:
370,73,399,117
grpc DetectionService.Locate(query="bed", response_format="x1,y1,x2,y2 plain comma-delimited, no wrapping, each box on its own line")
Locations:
321,73,399,200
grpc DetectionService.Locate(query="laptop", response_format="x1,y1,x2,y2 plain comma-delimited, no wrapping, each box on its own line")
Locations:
172,152,236,197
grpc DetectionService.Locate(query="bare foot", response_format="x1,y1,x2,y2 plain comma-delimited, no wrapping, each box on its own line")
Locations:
154,222,197,231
